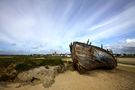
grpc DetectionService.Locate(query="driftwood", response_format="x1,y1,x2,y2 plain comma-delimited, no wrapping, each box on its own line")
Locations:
69,41,117,73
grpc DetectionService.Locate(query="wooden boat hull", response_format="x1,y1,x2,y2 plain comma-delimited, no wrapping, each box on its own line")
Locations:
69,42,117,73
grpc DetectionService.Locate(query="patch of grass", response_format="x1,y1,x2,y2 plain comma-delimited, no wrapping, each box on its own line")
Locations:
15,63,29,72
0,55,64,73
15,58,64,72
0,58,15,67
39,58,64,66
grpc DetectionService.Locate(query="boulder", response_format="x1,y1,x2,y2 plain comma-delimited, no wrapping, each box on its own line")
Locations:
17,71,33,82
42,76,55,88
17,65,65,88
17,66,49,82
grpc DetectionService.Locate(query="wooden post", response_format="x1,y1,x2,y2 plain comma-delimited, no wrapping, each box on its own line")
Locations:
101,44,103,49
87,39,89,45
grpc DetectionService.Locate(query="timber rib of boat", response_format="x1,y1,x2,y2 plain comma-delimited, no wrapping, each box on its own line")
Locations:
69,41,117,73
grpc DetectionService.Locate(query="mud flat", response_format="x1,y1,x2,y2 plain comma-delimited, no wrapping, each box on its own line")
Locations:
0,62,135,90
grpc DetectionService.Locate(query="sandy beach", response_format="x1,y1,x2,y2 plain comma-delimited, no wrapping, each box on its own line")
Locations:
0,63,135,90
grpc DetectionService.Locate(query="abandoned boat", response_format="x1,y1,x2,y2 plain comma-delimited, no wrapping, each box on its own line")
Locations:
69,41,117,73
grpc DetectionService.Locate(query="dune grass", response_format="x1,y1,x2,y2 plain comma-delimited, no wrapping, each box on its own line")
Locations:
0,55,64,72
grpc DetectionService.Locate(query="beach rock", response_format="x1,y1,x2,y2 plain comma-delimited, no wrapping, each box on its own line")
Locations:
52,65,65,74
60,65,66,72
17,66,48,82
17,65,65,88
42,76,55,88
17,71,33,82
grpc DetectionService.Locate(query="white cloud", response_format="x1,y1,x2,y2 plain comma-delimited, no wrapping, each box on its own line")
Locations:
126,39,135,47
126,39,135,43
105,38,135,54
0,0,135,54
79,4,135,41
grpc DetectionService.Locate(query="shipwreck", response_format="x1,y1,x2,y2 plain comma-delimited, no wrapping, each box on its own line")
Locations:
69,40,117,73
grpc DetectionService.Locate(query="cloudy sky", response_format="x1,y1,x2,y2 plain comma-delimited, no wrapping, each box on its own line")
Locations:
0,0,135,54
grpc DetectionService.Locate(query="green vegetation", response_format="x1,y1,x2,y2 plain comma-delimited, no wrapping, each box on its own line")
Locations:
114,54,135,58
0,55,64,72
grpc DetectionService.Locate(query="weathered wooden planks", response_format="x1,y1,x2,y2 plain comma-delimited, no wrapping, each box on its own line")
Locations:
70,42,117,73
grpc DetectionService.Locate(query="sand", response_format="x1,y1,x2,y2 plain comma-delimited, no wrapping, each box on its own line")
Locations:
118,58,135,65
0,64,135,90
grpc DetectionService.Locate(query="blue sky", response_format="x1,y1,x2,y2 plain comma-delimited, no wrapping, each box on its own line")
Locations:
0,0,135,54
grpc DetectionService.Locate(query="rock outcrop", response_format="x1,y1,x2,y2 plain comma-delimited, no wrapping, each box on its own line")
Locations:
17,65,65,88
